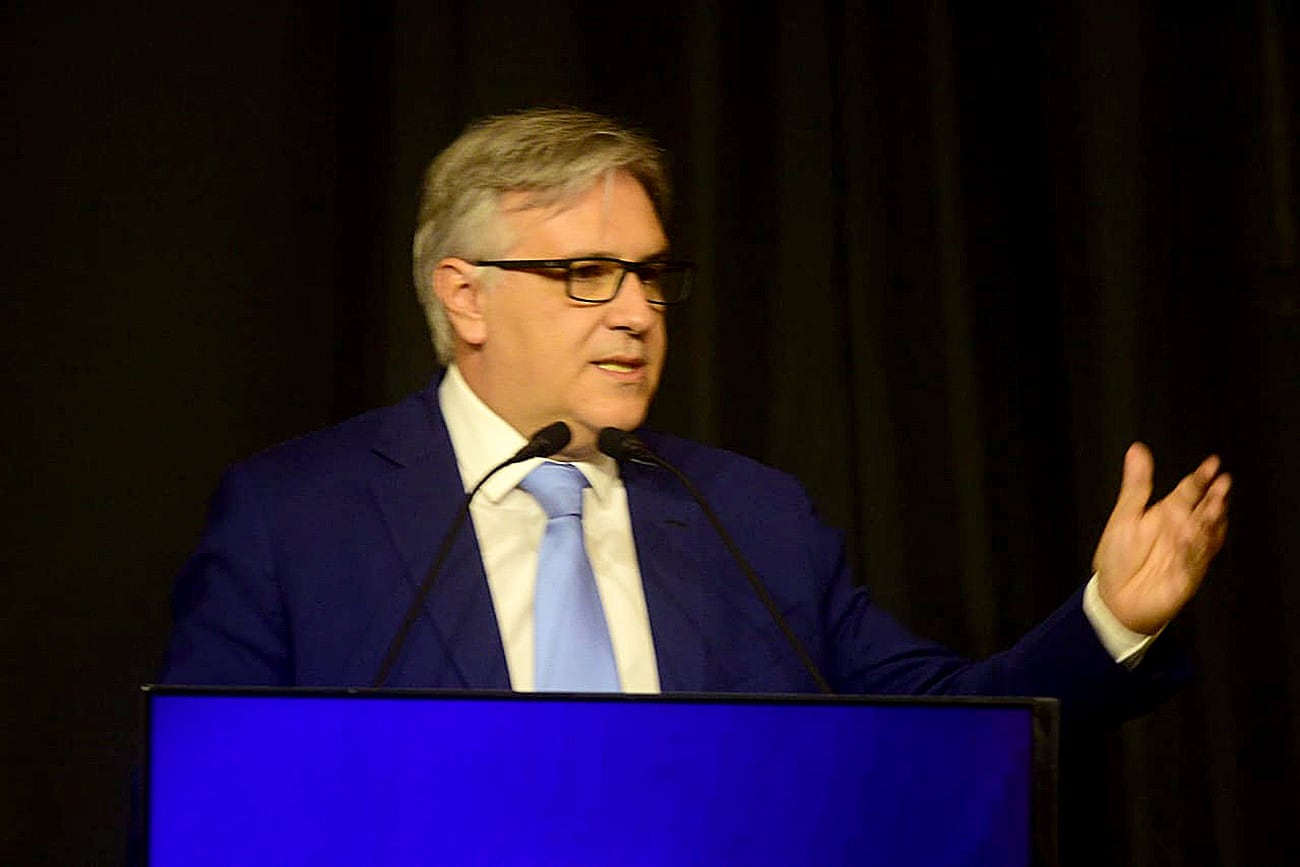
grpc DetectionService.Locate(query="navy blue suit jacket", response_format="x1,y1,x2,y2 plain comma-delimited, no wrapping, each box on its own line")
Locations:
163,376,1180,726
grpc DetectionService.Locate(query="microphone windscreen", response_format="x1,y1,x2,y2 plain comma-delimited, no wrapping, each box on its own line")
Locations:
598,426,634,460
598,427,647,461
519,421,572,460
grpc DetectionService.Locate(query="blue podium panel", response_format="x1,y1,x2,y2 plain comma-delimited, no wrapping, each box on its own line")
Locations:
144,688,1056,866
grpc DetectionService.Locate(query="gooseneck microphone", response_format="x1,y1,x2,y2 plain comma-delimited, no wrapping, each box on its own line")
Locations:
371,421,572,687
598,428,834,695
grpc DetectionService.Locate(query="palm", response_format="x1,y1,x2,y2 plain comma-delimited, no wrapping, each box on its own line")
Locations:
1093,443,1232,635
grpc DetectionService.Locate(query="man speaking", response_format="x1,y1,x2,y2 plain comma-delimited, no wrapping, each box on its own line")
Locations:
162,109,1230,727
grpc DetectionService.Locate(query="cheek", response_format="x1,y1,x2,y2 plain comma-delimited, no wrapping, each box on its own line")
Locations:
649,324,668,368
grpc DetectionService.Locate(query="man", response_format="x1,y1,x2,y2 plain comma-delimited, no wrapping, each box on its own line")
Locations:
163,109,1231,727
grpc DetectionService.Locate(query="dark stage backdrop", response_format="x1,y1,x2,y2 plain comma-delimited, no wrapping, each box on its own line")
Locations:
5,2,1297,864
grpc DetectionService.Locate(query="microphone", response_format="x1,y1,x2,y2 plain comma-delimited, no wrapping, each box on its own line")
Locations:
514,421,573,461
597,427,657,465
371,421,571,687
598,427,833,695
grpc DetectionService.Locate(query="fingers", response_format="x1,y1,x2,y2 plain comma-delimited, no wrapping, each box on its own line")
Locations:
1112,442,1155,521
1160,458,1232,581
1189,471,1232,553
1195,470,1232,519
1168,453,1225,513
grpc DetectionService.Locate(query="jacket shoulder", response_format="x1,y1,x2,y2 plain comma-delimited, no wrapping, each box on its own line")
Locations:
636,430,812,512
227,385,443,493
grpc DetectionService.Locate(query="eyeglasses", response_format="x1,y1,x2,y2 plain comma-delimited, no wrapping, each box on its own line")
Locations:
472,257,694,306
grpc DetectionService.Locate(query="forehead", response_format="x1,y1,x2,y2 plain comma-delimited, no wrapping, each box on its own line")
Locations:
496,171,667,255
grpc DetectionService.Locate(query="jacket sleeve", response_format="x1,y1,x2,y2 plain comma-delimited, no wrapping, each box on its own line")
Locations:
812,510,1191,729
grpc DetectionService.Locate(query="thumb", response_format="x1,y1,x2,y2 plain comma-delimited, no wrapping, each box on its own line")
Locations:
1112,442,1154,522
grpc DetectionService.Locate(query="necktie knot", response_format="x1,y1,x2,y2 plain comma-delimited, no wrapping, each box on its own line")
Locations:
520,462,588,519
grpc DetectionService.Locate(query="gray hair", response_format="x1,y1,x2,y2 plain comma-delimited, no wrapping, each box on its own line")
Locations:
412,108,671,364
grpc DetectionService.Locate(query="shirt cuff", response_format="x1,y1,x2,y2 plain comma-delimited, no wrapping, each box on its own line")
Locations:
1082,574,1160,668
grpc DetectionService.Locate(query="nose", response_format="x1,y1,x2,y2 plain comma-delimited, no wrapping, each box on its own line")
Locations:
603,270,659,333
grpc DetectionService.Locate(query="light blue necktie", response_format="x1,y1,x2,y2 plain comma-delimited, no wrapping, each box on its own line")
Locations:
520,462,621,692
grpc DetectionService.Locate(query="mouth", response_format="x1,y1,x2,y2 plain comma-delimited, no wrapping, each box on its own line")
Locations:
592,356,647,377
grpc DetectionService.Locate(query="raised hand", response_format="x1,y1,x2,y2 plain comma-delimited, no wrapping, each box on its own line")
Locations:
1092,443,1232,635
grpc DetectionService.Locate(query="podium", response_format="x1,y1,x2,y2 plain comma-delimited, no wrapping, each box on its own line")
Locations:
141,687,1058,866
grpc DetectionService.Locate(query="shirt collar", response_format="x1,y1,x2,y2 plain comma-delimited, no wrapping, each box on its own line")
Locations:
437,364,621,505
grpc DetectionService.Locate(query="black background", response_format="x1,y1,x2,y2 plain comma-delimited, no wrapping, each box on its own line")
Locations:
4,2,1297,863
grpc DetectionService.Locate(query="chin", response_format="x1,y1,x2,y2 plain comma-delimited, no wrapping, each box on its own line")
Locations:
594,408,650,436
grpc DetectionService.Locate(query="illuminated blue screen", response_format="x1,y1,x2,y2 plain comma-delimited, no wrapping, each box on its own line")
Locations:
146,691,1037,866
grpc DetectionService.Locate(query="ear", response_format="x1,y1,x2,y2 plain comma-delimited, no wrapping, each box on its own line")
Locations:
432,257,488,348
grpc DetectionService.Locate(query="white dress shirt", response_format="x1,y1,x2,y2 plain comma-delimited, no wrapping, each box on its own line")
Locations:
438,365,661,693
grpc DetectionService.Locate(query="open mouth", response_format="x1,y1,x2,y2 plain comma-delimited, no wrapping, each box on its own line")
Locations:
594,359,643,373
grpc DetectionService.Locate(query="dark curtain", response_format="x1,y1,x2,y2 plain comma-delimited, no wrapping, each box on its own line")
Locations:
5,2,1296,863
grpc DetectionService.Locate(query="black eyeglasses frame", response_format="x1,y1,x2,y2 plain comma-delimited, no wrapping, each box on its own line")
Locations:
471,256,695,306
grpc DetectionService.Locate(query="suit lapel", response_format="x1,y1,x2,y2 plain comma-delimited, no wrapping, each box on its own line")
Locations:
365,383,510,689
624,459,712,693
